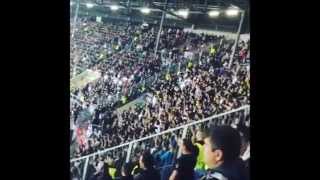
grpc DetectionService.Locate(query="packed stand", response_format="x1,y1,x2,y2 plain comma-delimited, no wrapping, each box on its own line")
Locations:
71,18,194,132
71,117,250,180
71,30,250,158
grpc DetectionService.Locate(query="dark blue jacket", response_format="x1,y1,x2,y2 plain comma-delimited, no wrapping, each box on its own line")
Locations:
203,158,249,180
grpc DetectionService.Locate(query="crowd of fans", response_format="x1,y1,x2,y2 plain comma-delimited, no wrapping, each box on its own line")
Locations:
70,17,198,127
71,24,249,155
70,16,250,180
71,121,250,180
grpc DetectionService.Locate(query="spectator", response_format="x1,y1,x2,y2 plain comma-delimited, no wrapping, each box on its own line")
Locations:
94,161,113,180
120,163,134,180
192,127,206,170
134,150,161,180
238,124,250,169
202,126,249,180
192,127,207,179
169,139,198,180
159,143,176,180
71,166,81,180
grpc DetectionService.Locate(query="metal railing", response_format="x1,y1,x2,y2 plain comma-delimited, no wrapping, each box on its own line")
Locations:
70,105,249,180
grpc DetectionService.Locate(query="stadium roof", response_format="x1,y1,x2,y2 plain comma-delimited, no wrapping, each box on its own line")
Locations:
78,0,249,11
73,0,250,33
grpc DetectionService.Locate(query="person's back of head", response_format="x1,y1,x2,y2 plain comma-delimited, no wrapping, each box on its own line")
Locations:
196,127,206,142
139,150,154,170
71,166,80,180
122,162,133,177
95,162,113,180
181,139,199,157
135,151,160,180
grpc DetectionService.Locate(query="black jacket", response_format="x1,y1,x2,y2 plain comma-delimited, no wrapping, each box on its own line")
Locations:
202,158,249,180
133,168,161,180
120,175,134,180
174,154,197,180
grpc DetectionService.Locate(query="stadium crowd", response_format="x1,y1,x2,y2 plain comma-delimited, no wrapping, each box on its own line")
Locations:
70,17,250,180
71,123,250,180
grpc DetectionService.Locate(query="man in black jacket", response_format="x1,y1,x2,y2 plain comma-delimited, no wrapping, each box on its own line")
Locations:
201,126,249,180
134,150,161,180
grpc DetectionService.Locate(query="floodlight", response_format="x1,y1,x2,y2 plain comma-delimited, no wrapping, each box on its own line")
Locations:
70,2,74,6
177,9,189,18
110,5,119,11
86,3,95,9
208,10,220,17
140,7,151,14
226,8,239,16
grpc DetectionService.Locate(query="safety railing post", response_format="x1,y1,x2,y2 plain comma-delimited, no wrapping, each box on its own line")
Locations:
82,157,89,180
177,126,188,158
126,142,133,163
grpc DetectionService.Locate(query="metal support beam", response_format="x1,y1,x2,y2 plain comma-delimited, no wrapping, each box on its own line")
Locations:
154,0,168,56
71,0,80,39
127,0,131,22
152,3,188,21
228,10,245,69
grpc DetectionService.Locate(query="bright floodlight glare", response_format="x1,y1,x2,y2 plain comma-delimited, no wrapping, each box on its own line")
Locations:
177,9,189,18
208,10,220,17
70,2,74,6
226,8,239,16
86,3,94,9
140,7,151,14
110,5,119,11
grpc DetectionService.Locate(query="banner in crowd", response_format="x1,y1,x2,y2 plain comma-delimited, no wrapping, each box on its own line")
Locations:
70,69,101,92
76,126,88,148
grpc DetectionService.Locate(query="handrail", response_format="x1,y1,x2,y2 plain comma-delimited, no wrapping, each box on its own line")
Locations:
70,105,249,162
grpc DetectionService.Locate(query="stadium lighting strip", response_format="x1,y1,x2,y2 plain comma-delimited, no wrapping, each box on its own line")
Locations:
176,9,189,18
85,3,95,9
208,10,220,17
70,105,250,162
225,5,241,17
110,5,120,11
226,8,239,16
80,2,243,18
140,7,151,14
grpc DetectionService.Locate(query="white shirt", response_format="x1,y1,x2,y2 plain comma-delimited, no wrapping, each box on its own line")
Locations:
195,87,202,98
232,75,238,84
95,161,104,172
88,104,96,114
86,124,92,138
152,96,157,106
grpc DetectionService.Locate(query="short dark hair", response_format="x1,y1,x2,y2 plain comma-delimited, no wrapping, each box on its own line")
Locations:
205,126,241,163
182,139,199,157
141,150,154,169
71,166,79,176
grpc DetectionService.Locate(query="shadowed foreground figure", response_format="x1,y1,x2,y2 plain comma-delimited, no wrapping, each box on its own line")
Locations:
201,126,249,180
134,150,161,180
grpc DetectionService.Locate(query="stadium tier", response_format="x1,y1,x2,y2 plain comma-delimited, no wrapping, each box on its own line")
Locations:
70,1,250,180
